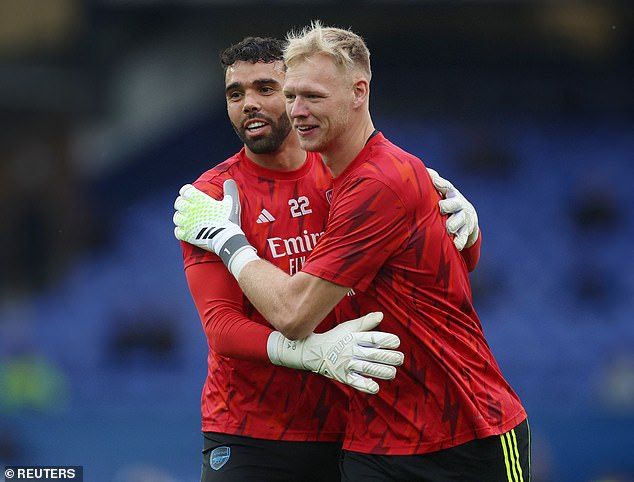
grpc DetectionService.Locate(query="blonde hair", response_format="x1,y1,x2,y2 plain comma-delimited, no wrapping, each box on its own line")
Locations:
284,20,372,80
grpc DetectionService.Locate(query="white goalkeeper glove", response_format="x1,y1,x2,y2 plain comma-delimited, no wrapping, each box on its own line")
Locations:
267,312,404,395
427,168,479,250
173,180,259,278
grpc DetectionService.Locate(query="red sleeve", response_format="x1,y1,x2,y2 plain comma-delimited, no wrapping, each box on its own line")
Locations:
185,260,273,363
460,230,482,272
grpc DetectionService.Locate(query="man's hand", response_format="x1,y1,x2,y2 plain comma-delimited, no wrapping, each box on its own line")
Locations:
427,168,479,250
173,180,259,277
267,312,404,395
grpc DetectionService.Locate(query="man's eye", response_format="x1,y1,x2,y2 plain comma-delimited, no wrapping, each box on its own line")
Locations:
285,94,296,101
228,92,242,100
261,86,274,94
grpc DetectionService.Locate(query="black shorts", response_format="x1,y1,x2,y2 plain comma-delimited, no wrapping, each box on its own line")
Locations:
340,419,531,482
201,432,342,482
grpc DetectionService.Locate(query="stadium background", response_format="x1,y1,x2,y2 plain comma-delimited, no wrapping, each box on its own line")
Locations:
0,1,632,481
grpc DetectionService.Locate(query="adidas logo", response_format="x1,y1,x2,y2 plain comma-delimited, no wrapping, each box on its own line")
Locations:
256,209,276,224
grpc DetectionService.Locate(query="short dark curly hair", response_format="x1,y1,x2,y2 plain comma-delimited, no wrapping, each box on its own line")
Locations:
220,37,286,73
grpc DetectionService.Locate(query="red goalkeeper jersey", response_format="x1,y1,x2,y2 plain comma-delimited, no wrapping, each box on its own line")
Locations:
302,132,526,455
181,148,347,442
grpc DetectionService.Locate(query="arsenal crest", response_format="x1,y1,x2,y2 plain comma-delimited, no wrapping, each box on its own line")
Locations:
210,446,231,471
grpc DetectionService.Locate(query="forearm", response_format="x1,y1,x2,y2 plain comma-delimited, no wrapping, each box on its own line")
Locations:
186,261,271,363
237,259,348,340
206,305,273,362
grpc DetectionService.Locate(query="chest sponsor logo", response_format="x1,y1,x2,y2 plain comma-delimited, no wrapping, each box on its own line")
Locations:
267,230,324,275
267,230,323,259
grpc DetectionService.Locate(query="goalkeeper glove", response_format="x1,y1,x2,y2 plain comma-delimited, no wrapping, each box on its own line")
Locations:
267,312,404,395
427,168,480,250
173,180,259,278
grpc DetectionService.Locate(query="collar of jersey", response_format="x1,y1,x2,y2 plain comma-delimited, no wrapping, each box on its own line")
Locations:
332,131,384,188
239,148,317,181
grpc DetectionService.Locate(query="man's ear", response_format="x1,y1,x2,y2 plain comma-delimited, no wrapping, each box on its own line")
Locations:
352,78,370,108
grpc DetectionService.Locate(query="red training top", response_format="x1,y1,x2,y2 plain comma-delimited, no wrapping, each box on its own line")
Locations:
302,133,526,455
181,148,348,441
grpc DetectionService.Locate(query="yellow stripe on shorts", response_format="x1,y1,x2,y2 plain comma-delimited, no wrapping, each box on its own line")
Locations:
500,429,524,482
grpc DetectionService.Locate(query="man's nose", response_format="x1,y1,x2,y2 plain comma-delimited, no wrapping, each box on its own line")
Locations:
288,97,307,118
242,92,260,113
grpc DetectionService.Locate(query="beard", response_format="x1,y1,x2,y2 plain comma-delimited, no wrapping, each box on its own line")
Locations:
233,112,292,154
